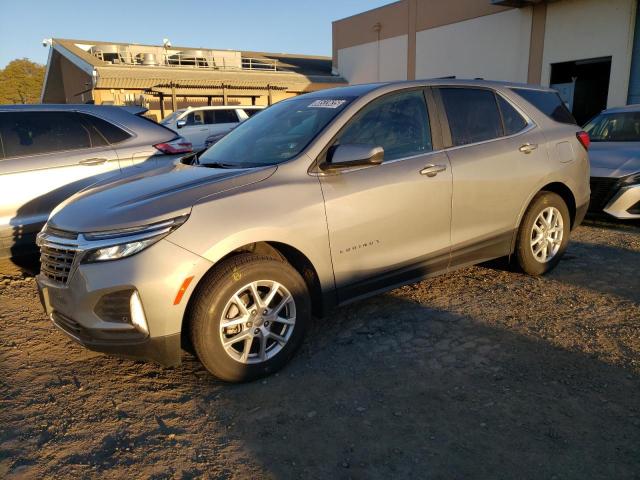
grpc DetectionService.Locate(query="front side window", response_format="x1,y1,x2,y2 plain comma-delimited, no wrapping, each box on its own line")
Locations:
198,96,354,168
334,90,432,161
440,88,503,146
0,111,92,158
584,111,640,142
185,111,205,126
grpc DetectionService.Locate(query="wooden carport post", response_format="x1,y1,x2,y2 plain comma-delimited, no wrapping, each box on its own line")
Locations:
267,84,273,106
159,93,165,119
171,82,177,112
222,84,228,105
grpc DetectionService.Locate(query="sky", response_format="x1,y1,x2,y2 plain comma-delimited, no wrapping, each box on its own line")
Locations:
0,0,392,68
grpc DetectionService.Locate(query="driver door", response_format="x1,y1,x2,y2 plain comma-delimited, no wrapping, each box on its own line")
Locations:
318,89,452,302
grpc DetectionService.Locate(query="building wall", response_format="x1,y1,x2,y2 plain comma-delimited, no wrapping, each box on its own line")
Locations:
414,8,532,82
337,35,408,84
541,0,637,108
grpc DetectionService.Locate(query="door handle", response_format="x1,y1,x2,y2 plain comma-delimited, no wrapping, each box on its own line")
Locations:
420,164,447,177
519,143,538,154
79,157,108,166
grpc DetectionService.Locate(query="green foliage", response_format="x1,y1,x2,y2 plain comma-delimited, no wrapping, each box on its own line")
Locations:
0,58,45,104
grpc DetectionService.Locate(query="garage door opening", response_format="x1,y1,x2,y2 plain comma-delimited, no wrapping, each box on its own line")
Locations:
550,57,611,125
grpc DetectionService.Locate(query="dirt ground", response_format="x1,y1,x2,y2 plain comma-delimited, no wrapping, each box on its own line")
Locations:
1,218,639,479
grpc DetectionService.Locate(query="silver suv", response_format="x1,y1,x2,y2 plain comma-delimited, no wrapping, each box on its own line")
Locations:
36,80,590,382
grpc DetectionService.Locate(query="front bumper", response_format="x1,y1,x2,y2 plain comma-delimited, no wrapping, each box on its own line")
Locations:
36,238,212,367
603,184,640,219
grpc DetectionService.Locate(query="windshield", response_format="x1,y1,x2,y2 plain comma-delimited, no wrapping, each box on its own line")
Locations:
198,97,354,167
161,110,185,125
584,111,640,142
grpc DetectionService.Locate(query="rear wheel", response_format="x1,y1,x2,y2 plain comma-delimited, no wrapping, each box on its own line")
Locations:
515,191,570,276
189,254,310,382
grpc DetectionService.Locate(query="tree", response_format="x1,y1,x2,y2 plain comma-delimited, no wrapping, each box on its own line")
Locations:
0,58,45,104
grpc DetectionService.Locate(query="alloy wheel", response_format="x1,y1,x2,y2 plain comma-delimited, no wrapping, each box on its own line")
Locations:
219,280,296,364
530,206,564,263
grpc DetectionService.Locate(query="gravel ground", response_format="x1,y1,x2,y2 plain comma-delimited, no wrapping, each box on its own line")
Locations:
1,219,639,479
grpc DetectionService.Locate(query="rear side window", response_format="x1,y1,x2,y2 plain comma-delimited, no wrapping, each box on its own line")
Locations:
335,89,432,161
243,109,262,118
440,88,503,146
497,96,528,135
0,111,92,158
213,109,239,124
511,88,576,124
86,114,131,144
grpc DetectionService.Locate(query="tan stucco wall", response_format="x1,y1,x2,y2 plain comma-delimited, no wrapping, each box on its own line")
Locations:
541,0,637,108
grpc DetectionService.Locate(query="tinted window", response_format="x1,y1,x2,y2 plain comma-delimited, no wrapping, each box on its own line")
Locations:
199,96,353,168
243,108,263,117
0,111,92,158
511,88,576,125
497,96,528,135
213,109,239,124
440,88,503,146
335,90,432,161
87,114,131,144
584,111,640,142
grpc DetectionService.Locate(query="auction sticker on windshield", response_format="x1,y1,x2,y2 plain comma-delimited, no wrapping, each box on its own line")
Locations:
308,99,347,109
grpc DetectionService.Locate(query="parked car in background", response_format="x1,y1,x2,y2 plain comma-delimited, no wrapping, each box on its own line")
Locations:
583,104,640,219
0,104,191,259
204,127,237,149
35,80,589,382
161,106,264,151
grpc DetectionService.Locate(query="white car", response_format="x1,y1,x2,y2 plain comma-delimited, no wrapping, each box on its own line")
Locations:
161,106,264,150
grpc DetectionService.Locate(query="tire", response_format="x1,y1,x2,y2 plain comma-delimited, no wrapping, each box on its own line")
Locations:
189,253,310,382
515,191,570,276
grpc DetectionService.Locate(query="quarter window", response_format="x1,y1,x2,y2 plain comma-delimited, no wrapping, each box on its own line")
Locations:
86,114,131,144
497,95,528,135
440,88,503,146
0,111,92,158
335,90,432,161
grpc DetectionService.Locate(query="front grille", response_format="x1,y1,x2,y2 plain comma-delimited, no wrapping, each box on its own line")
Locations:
589,177,620,211
40,243,76,284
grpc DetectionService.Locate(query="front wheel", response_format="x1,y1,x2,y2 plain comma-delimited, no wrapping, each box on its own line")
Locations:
515,191,570,276
189,254,310,382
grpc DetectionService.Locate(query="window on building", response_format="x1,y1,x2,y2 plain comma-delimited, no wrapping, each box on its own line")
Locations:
0,111,92,158
497,95,528,135
335,90,432,161
440,88,503,146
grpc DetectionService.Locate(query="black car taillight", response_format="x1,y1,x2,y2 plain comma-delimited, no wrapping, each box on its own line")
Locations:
154,137,192,154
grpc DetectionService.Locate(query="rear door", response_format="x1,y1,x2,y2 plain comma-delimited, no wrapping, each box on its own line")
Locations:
0,110,120,253
319,88,452,302
209,109,240,136
435,87,548,266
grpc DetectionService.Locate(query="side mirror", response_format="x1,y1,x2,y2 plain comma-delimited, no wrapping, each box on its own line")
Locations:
322,144,384,170
176,119,187,129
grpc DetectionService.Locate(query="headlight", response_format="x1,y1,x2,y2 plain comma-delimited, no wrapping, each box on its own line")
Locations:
81,214,188,263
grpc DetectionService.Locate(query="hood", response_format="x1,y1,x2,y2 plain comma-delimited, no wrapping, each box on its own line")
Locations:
48,163,276,233
589,142,640,178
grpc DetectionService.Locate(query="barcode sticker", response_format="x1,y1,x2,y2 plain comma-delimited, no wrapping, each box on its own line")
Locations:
308,99,347,109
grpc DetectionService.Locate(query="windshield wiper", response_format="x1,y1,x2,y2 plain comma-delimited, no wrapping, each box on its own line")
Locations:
200,162,240,169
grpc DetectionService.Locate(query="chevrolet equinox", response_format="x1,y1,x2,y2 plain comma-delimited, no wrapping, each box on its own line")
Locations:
36,80,590,382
